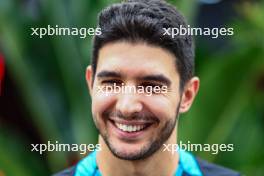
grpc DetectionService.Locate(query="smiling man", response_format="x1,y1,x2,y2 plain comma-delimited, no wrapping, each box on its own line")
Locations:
55,0,240,175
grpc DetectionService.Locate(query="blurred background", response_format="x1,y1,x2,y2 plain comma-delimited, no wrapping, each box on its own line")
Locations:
0,0,264,175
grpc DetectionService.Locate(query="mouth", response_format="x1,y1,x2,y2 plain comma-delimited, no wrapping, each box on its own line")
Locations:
108,118,155,139
114,122,149,133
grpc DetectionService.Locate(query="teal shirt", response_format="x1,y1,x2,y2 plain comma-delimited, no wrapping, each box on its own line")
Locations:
75,149,203,176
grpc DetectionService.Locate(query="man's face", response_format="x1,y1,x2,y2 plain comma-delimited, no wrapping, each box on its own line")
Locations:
88,42,183,160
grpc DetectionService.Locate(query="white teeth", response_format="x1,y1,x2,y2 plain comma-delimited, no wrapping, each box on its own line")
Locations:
115,122,146,132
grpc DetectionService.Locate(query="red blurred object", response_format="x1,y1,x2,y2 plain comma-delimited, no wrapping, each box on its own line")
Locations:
0,53,5,95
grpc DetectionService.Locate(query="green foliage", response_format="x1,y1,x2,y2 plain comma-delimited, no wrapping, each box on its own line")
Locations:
179,2,264,175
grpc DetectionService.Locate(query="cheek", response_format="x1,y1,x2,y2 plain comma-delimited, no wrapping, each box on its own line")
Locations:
91,90,116,118
143,96,179,121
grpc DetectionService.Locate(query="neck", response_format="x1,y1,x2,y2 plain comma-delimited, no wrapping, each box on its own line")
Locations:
97,128,179,176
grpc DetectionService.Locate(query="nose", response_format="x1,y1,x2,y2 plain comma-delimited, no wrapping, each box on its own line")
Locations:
115,93,143,118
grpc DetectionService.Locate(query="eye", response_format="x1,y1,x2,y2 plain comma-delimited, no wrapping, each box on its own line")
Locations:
138,82,167,96
140,82,163,88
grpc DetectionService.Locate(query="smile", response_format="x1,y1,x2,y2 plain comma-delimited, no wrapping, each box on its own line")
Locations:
108,118,155,137
115,122,146,132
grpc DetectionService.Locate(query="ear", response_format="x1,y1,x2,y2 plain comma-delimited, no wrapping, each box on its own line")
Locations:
85,65,93,95
179,77,200,113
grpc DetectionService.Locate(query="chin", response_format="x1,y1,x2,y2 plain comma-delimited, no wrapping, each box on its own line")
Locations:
106,137,159,160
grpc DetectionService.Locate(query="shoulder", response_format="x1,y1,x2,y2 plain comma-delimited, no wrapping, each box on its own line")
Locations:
196,157,241,176
52,166,76,176
53,151,98,176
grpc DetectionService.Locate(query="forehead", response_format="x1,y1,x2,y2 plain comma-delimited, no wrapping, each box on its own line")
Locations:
96,41,178,78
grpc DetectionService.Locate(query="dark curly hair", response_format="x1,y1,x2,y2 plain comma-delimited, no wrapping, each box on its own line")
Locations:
92,0,194,90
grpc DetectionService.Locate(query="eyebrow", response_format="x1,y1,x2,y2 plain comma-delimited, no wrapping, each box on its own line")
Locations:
96,70,122,78
96,70,171,86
